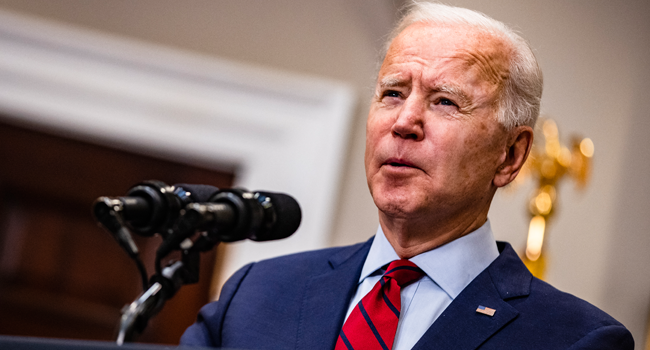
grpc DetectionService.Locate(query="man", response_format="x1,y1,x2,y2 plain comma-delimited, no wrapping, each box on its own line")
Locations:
181,2,634,349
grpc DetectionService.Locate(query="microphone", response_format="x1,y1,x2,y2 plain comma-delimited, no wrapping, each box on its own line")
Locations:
207,189,302,242
92,197,141,258
156,189,301,259
93,181,220,238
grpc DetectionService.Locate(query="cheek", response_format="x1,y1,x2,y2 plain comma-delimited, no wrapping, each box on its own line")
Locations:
366,110,390,134
458,126,506,178
364,140,374,175
463,134,487,160
365,113,391,155
423,123,464,158
429,122,498,173
364,117,384,173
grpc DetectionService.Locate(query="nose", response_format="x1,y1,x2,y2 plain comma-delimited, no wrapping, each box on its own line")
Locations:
391,95,425,141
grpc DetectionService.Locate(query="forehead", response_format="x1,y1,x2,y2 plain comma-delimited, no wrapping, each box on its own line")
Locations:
380,22,511,87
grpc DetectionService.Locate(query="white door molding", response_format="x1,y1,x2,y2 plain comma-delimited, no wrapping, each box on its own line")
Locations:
0,9,356,289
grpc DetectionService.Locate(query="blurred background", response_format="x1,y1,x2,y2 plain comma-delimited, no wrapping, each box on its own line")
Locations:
0,0,648,348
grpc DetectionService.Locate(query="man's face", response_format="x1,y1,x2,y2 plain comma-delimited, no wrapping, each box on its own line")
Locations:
365,22,513,226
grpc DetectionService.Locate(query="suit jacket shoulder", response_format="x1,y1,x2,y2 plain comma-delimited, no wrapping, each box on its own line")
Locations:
180,240,373,349
413,242,634,350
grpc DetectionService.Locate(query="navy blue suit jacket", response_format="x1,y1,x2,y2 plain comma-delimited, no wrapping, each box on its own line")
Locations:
180,240,633,349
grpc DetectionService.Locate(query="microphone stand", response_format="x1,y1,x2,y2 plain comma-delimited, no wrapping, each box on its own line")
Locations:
113,213,220,345
116,280,163,345
115,260,188,345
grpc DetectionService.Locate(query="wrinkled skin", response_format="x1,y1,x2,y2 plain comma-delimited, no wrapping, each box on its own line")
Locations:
365,22,533,258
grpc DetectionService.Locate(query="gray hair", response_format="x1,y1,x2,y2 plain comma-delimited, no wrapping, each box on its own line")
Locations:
384,1,543,130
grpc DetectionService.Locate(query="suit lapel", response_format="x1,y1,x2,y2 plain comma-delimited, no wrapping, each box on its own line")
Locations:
412,272,519,350
413,243,531,350
296,239,372,350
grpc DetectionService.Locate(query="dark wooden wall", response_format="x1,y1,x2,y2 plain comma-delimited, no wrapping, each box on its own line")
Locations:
0,120,234,344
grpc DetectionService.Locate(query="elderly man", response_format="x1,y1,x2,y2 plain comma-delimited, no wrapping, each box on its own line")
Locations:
181,2,633,349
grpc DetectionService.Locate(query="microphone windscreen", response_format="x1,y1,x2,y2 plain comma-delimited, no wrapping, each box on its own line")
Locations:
257,191,302,241
175,184,220,203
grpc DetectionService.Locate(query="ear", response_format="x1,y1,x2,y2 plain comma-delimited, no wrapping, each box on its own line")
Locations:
493,125,534,187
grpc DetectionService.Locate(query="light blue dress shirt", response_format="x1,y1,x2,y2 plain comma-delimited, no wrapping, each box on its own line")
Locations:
344,220,499,350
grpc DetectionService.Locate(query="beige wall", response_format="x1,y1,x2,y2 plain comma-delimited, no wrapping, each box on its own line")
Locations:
1,0,648,346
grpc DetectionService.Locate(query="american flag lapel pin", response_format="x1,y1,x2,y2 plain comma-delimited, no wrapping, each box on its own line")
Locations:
476,305,496,317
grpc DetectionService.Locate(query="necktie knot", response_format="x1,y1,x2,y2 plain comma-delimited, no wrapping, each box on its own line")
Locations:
383,259,424,288
335,259,424,350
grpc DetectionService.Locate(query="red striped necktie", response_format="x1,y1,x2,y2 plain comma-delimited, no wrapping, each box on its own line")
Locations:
335,259,425,350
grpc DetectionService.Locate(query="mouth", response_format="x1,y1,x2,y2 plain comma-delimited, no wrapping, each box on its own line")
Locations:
383,158,418,169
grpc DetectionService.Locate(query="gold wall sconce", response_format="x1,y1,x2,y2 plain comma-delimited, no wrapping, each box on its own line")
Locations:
516,118,593,279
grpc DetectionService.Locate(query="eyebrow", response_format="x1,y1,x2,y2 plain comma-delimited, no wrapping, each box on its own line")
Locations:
378,74,407,89
433,84,471,105
378,74,471,105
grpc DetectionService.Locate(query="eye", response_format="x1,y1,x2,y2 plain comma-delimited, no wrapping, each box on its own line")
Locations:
382,90,401,98
437,98,457,107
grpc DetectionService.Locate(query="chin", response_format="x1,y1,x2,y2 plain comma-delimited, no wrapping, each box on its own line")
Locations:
372,189,422,219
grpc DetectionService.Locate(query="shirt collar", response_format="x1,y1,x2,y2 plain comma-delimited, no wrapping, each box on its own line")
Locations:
360,220,499,300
